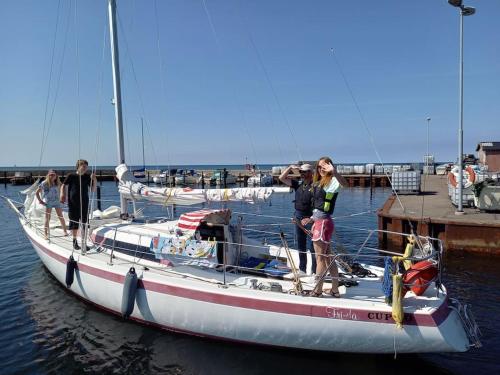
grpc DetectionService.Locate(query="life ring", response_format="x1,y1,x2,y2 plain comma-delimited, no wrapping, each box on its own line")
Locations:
466,165,476,184
448,167,476,188
402,260,438,296
448,172,457,187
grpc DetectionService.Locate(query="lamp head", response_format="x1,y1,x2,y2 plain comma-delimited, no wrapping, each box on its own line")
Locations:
426,117,431,122
462,6,476,16
448,0,463,7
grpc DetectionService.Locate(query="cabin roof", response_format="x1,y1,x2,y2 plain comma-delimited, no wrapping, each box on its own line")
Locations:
476,142,500,151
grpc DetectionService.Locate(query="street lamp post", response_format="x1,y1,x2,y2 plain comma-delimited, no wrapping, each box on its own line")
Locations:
448,0,475,214
426,117,431,172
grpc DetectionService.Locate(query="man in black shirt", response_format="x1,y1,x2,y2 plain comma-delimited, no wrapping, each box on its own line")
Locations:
60,159,97,250
279,163,316,274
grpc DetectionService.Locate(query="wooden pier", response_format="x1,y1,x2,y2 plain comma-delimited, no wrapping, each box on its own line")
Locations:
378,175,500,255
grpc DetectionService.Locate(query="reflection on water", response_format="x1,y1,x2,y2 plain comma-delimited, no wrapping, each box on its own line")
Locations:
0,182,498,374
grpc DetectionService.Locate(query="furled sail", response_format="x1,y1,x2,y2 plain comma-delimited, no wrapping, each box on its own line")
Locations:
116,164,290,206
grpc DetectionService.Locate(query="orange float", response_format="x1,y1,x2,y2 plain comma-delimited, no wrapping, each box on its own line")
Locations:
466,165,476,184
448,172,457,187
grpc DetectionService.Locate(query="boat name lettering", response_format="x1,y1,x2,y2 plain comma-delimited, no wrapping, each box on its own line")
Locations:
326,307,358,320
367,312,393,321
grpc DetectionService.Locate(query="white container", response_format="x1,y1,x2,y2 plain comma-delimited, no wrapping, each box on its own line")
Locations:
365,164,375,173
272,166,282,175
424,155,435,165
450,186,475,207
423,166,435,175
392,171,421,193
353,165,366,174
375,165,384,174
401,165,412,171
343,166,353,174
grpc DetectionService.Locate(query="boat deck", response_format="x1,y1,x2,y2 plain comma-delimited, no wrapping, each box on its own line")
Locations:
39,221,444,314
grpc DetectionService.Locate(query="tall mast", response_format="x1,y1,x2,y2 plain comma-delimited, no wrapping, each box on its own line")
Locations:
108,0,127,214
141,117,145,169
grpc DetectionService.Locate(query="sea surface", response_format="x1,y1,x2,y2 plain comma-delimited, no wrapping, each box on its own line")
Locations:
0,182,497,375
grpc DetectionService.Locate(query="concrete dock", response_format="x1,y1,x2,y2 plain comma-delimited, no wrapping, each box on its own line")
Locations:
378,175,500,254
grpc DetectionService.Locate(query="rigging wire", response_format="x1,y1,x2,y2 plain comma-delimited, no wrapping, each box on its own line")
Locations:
74,0,82,160
39,1,72,163
246,34,303,162
328,48,417,235
233,0,302,163
115,10,160,169
73,0,85,249
38,0,62,167
153,0,171,174
86,18,110,229
264,103,286,164
200,0,260,166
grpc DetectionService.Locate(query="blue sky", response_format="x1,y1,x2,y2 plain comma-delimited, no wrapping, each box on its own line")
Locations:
0,0,498,167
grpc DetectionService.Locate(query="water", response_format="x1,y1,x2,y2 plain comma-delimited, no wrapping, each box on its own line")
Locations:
0,182,498,374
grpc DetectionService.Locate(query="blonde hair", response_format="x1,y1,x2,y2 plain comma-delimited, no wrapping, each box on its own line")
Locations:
44,172,61,188
313,156,333,188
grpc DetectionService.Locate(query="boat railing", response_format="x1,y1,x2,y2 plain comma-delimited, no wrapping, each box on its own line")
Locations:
81,220,443,289
4,197,444,293
448,298,482,348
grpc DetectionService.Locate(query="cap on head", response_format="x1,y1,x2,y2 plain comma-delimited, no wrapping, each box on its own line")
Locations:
299,164,313,172
48,169,56,176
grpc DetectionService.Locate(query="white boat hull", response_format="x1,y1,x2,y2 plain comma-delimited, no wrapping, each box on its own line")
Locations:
22,220,471,354
175,175,200,185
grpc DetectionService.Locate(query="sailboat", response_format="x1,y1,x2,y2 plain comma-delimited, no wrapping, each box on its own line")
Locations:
4,0,481,354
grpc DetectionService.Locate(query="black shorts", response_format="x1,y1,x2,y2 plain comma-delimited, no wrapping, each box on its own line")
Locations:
68,201,89,230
